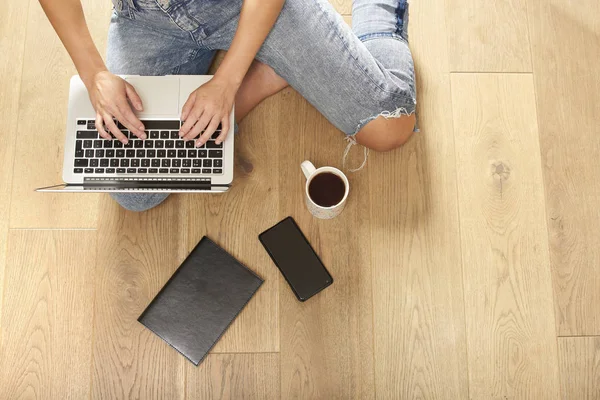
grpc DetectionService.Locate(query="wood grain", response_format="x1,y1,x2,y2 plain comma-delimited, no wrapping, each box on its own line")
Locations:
0,0,29,336
185,93,280,353
8,0,111,228
4,0,600,395
445,0,532,72
187,353,280,399
451,73,560,399
328,0,351,16
527,0,600,336
558,337,600,400
0,230,96,399
368,0,469,398
90,195,187,399
277,89,374,399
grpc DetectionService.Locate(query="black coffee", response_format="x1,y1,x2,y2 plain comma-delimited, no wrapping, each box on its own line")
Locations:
308,172,346,207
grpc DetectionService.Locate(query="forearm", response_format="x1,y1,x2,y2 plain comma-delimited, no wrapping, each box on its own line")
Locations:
215,0,285,87
38,0,106,87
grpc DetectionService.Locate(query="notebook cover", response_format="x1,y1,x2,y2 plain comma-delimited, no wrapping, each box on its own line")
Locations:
138,236,263,365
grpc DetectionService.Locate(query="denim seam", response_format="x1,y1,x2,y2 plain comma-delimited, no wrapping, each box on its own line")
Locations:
357,32,408,43
169,47,205,75
312,0,413,101
114,10,199,49
149,0,202,44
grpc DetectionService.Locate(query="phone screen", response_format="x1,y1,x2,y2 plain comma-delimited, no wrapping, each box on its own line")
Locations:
259,217,333,301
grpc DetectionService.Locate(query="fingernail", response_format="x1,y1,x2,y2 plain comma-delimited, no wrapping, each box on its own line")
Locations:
141,134,147,139
216,140,222,145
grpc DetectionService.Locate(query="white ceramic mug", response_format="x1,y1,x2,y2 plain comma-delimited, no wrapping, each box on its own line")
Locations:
301,161,350,219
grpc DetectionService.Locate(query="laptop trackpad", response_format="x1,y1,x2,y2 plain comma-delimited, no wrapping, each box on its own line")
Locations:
125,76,179,117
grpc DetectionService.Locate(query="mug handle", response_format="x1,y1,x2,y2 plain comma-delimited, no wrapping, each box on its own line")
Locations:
301,161,316,180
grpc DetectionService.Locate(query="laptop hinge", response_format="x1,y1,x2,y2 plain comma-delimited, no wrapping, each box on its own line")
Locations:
82,177,226,191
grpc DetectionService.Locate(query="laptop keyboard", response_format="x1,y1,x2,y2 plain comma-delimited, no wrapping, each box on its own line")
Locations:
73,119,224,175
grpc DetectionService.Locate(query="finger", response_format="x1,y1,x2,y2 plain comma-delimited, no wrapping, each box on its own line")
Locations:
125,83,144,111
198,115,221,146
117,102,146,139
180,92,196,124
103,113,128,144
96,112,111,140
180,108,202,138
186,111,212,143
215,114,230,145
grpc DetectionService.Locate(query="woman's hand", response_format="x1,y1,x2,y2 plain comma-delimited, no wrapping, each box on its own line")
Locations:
87,71,146,143
179,77,236,147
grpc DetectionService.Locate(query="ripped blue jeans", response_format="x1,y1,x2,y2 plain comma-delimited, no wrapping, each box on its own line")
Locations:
108,0,416,211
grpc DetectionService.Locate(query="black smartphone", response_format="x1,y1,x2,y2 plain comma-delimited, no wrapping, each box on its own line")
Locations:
259,217,333,302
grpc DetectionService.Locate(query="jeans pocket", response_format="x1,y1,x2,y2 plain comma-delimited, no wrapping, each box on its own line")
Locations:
155,0,203,33
111,0,136,20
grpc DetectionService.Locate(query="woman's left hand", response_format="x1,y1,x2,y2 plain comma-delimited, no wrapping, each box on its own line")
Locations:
179,77,236,146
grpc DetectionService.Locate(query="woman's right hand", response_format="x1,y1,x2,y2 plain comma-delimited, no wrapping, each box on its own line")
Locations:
86,71,146,143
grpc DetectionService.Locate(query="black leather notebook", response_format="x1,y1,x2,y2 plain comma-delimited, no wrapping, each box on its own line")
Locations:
138,236,263,365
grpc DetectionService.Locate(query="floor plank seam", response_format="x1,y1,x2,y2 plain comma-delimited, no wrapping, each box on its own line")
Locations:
210,351,281,355
522,0,535,74
526,63,563,369
7,0,33,231
448,74,471,400
523,13,562,339
366,164,379,400
557,335,600,338
9,228,98,231
521,0,565,338
449,71,534,75
0,0,32,347
531,70,562,386
88,230,100,400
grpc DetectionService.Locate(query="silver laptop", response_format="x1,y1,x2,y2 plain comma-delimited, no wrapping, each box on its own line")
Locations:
37,75,234,193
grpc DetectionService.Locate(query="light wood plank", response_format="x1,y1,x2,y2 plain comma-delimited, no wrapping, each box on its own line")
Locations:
0,230,96,399
527,0,600,335
278,89,374,399
451,73,560,399
9,0,111,228
187,353,280,399
185,93,280,353
445,0,532,72
0,0,30,339
368,0,469,397
329,0,351,16
558,337,600,400
369,85,468,399
91,195,187,399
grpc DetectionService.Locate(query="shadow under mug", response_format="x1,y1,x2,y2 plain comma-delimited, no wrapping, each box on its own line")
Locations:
301,160,350,219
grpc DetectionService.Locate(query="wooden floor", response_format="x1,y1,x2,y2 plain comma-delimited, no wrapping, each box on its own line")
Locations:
1,0,599,399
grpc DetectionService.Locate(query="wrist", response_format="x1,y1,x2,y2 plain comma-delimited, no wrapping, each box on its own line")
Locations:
80,67,108,89
212,74,242,98
213,67,244,91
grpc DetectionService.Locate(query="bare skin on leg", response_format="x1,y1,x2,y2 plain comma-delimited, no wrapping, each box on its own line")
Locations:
235,60,416,153
234,60,289,121
354,113,416,152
